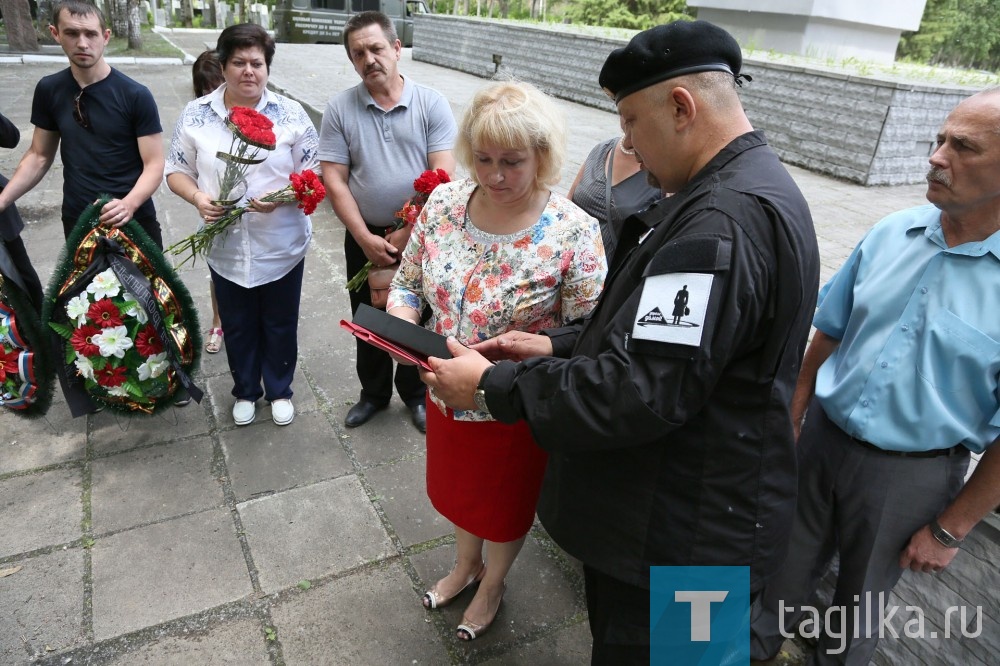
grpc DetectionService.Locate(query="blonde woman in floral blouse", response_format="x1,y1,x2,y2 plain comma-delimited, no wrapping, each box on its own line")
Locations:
387,81,607,641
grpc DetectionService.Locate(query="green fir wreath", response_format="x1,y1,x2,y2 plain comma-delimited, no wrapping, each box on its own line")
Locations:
42,197,203,416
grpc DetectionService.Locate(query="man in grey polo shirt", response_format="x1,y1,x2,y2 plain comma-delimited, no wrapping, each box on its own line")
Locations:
319,10,456,434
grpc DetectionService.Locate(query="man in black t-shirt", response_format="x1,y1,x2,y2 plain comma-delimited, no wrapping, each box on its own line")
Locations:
0,1,164,247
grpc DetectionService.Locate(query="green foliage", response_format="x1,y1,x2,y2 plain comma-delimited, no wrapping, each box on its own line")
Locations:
49,321,75,340
897,0,1000,72
560,0,691,30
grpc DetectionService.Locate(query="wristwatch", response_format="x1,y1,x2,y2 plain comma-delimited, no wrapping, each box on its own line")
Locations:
473,366,494,414
930,519,962,548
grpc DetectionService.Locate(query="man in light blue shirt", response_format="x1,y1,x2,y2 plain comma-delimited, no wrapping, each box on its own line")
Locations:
751,88,1000,665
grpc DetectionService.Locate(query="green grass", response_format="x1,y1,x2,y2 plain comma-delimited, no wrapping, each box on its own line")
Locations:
1,24,184,59
104,26,186,59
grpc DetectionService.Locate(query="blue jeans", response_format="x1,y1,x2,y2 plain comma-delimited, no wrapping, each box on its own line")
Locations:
210,259,304,402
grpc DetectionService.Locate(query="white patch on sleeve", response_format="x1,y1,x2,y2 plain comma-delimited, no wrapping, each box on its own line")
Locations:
632,272,714,347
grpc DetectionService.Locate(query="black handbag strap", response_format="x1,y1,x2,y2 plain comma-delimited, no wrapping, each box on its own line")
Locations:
604,141,618,250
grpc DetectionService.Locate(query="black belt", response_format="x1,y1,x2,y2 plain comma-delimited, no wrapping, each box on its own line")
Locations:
850,436,964,459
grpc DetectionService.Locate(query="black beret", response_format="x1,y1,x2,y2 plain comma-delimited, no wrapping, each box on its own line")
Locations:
599,20,746,103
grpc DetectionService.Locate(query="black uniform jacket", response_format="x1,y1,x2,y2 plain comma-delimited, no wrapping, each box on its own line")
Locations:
0,111,25,242
485,132,820,591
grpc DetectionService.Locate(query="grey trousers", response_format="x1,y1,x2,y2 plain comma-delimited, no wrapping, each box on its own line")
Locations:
749,400,969,665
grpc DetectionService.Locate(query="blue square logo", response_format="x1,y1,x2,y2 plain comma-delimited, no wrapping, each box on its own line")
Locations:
650,566,750,666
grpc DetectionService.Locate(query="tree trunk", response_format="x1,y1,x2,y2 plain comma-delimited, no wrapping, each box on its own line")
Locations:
127,0,142,49
180,0,194,28
0,0,39,51
111,0,128,36
37,0,54,36
204,0,218,28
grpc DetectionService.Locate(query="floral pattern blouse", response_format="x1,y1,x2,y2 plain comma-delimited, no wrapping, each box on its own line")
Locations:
388,178,608,421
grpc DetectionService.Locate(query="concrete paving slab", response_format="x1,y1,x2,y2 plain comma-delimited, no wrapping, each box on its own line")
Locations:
296,316,358,372
363,454,450,547
220,410,351,502
0,467,82,557
342,407,430,468
0,548,85,663
90,508,252,640
0,399,85,475
411,536,584,653
103,616,271,665
297,350,358,416
480,620,593,665
90,437,222,534
89,399,213,457
238,475,394,594
271,561,451,665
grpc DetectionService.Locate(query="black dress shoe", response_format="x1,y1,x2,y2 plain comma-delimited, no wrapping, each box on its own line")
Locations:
345,399,387,428
409,402,427,433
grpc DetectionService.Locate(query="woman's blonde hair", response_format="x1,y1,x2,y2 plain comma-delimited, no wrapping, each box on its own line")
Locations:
456,80,567,189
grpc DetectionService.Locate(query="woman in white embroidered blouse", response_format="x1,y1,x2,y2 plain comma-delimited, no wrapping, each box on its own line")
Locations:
165,24,319,428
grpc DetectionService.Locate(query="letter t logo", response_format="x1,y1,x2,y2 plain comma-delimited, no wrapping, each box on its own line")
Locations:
675,590,729,641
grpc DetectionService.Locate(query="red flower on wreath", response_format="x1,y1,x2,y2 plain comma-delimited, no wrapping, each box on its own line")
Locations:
135,324,164,357
0,345,19,383
95,364,128,388
71,324,102,357
88,299,123,328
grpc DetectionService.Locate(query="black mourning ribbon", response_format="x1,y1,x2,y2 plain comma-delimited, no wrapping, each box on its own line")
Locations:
0,241,29,295
53,237,203,417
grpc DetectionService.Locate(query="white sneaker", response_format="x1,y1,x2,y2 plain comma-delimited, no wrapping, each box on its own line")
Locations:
271,399,294,426
233,400,256,426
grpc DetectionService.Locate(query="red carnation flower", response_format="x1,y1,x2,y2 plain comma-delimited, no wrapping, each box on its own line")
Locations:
289,168,326,215
135,324,165,357
95,364,128,388
71,324,103,357
413,168,450,195
88,299,123,329
228,107,276,149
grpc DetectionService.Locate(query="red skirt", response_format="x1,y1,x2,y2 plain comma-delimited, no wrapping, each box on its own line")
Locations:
425,395,548,543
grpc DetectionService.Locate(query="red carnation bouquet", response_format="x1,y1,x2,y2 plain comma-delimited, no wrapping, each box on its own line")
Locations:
346,168,450,295
214,107,277,206
168,169,326,266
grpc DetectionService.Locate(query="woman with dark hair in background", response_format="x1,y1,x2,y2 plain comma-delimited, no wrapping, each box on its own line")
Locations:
568,124,662,262
166,24,319,427
190,50,226,356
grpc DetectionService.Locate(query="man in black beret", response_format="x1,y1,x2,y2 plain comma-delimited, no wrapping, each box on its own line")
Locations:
422,20,819,663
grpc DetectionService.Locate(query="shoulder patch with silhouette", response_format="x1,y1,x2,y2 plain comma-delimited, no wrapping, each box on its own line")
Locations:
632,272,713,347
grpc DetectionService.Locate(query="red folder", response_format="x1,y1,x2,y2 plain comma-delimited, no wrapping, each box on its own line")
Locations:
340,304,452,371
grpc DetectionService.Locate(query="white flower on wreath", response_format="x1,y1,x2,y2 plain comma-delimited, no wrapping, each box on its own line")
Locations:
74,355,96,381
87,269,121,300
107,385,131,397
137,352,168,381
121,291,148,324
93,325,133,358
66,293,91,326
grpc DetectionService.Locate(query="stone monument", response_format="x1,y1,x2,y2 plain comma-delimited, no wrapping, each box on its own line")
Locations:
688,0,928,65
